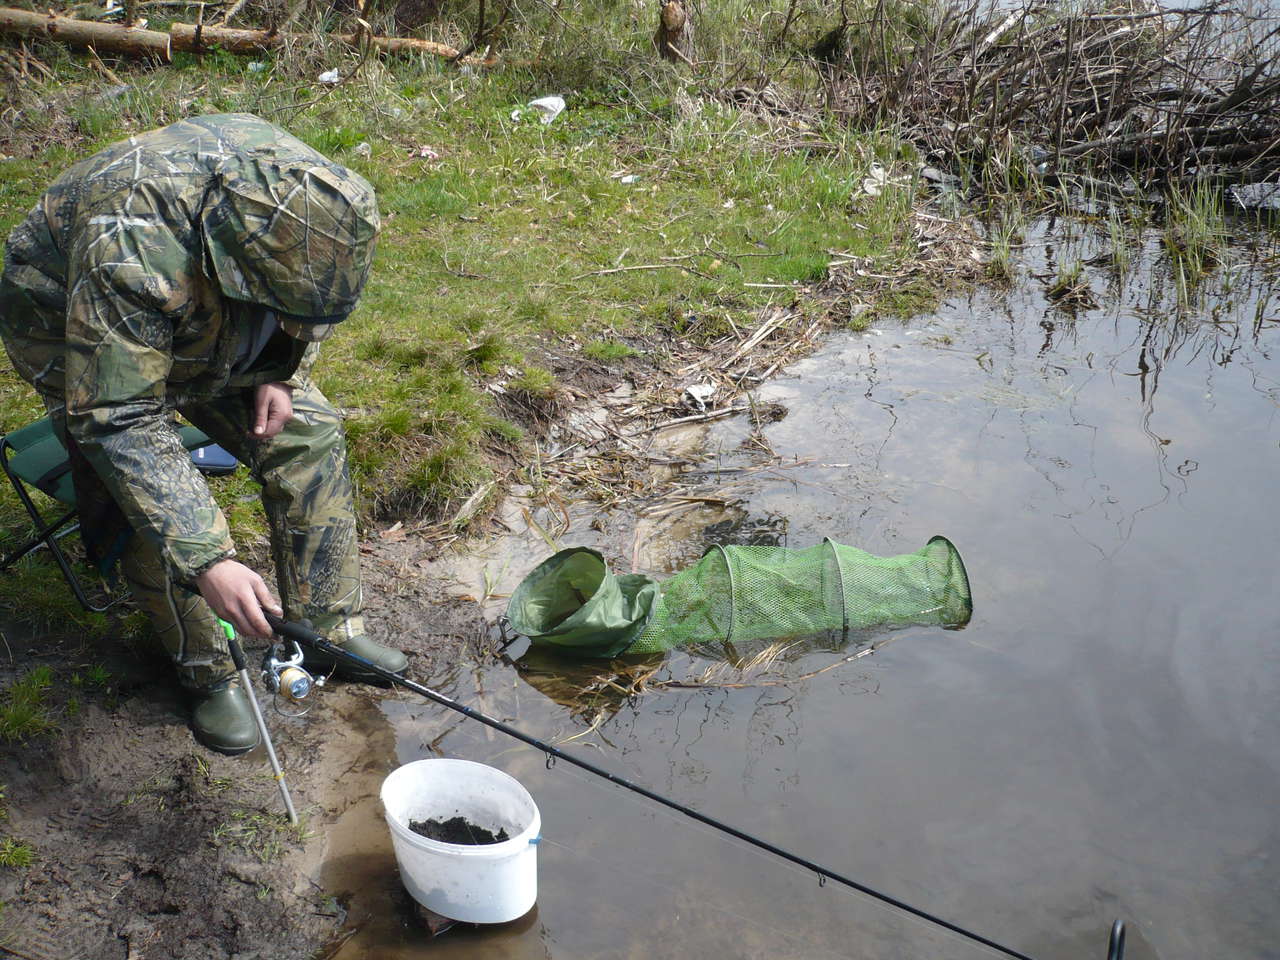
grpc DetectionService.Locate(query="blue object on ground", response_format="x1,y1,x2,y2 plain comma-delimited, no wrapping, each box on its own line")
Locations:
190,443,238,475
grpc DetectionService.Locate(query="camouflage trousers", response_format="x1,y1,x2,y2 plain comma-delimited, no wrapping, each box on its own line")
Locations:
45,381,364,689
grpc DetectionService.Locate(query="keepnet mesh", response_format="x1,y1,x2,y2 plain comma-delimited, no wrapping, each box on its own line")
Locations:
507,537,971,657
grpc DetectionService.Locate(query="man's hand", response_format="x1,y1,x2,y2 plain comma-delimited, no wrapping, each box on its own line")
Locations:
196,559,282,639
252,382,293,439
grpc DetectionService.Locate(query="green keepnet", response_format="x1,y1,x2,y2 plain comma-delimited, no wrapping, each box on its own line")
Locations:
506,537,972,659
506,547,660,657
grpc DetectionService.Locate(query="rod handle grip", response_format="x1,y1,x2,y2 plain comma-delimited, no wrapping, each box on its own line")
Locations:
264,611,324,646
227,635,247,672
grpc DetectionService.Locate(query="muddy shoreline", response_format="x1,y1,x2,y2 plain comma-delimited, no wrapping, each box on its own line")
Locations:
0,301,847,959
0,537,491,960
0,188,982,960
0,389,771,960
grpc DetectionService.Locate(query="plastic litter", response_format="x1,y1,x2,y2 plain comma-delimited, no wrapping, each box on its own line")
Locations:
1228,182,1280,212
862,163,890,196
318,69,341,84
685,383,715,410
919,165,959,187
526,96,566,124
354,142,372,159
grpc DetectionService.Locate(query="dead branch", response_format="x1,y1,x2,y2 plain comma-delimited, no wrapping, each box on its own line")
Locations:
0,6,484,64
653,0,693,65
0,7,171,60
168,21,462,59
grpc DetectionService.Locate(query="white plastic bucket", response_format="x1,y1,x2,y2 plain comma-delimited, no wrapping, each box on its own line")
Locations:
380,758,540,923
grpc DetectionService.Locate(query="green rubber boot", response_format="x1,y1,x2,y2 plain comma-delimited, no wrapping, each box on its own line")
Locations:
190,680,260,756
305,634,408,684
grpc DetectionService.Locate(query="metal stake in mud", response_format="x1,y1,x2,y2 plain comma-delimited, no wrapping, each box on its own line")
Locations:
221,621,299,826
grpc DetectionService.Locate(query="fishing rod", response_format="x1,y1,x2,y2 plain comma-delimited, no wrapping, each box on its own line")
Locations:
264,612,1126,960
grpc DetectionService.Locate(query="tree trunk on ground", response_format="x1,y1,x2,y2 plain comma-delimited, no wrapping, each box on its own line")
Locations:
653,0,693,64
0,6,171,60
0,5,479,64
168,21,462,59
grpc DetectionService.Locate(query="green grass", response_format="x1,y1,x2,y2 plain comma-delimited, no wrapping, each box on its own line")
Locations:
0,787,22,867
508,365,558,400
213,809,310,863
0,17,947,623
0,525,148,640
1107,208,1132,278
0,839,34,869
1046,257,1095,309
984,203,1025,284
70,664,111,688
1162,178,1228,304
583,339,639,362
0,666,56,742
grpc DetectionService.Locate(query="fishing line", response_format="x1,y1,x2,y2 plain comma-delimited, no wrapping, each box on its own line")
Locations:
266,613,1121,960
523,758,1015,960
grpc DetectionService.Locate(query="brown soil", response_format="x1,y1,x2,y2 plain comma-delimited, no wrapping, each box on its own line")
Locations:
408,817,508,845
0,540,483,960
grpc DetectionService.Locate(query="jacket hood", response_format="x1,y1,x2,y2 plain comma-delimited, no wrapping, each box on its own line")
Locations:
201,156,379,320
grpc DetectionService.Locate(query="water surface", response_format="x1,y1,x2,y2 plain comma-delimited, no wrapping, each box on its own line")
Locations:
326,225,1280,960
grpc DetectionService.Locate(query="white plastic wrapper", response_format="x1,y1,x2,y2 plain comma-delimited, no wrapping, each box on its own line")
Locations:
685,383,716,411
526,96,566,124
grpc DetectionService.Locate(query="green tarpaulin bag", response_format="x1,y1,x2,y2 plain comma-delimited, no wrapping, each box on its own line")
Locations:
506,547,661,657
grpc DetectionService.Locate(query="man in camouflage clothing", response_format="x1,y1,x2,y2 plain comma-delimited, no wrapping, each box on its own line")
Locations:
0,113,408,754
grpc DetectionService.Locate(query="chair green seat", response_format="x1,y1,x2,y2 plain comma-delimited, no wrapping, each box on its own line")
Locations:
1,414,220,613
3,416,212,506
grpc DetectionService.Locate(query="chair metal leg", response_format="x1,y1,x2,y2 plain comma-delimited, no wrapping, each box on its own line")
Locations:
0,506,78,569
0,438,122,614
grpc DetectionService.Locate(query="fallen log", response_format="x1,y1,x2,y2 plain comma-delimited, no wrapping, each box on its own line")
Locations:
168,21,461,59
0,6,171,61
0,7,469,63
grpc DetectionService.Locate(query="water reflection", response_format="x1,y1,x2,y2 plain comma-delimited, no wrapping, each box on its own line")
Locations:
326,221,1280,960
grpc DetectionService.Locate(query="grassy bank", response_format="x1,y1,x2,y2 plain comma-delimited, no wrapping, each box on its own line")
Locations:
0,13,947,628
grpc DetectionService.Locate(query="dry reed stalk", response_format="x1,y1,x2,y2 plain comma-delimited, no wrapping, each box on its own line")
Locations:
812,0,1280,185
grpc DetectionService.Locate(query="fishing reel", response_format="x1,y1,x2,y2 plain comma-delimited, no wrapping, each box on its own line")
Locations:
262,638,323,706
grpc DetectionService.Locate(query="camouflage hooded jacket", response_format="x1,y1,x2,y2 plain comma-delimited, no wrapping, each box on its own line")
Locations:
0,114,379,581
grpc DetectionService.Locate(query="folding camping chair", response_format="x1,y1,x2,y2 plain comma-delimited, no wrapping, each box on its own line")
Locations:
0,416,231,612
